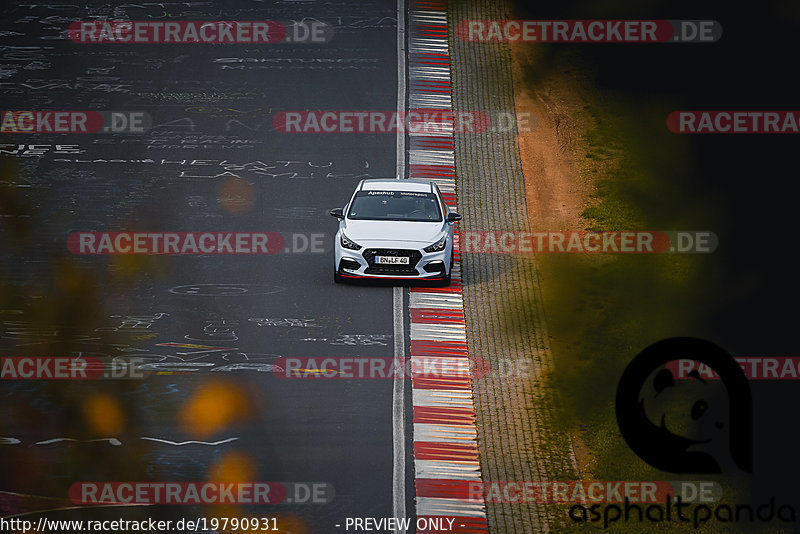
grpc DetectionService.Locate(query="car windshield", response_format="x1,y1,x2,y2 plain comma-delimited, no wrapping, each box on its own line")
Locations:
348,190,442,221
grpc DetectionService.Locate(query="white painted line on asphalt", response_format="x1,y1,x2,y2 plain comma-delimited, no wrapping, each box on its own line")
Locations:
415,460,483,480
417,497,487,517
410,323,467,341
413,388,475,408
414,422,478,443
410,293,464,308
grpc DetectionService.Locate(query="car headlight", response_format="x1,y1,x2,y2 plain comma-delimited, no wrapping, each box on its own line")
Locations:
424,235,447,253
340,232,362,251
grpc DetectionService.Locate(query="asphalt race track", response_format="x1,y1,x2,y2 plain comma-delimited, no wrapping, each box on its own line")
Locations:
0,1,414,531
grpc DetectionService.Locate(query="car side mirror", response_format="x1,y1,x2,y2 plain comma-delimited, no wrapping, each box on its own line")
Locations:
330,208,344,219
446,212,462,223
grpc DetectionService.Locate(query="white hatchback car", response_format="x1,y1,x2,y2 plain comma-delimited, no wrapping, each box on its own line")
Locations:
330,178,461,285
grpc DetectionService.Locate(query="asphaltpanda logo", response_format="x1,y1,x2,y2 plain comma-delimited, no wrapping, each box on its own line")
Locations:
570,338,799,529
615,337,752,474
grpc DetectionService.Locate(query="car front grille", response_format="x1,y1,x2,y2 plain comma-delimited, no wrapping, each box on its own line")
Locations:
362,248,422,275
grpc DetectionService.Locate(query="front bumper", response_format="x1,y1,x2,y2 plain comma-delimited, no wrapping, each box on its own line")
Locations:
335,242,450,280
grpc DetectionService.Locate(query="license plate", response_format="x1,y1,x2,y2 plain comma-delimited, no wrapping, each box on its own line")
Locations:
375,255,409,265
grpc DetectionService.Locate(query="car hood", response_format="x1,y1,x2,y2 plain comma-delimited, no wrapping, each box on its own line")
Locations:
342,219,444,244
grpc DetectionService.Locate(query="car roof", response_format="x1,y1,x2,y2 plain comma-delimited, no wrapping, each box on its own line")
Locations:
359,178,433,193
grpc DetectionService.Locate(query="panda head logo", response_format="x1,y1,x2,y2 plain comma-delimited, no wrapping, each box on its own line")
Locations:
615,337,752,474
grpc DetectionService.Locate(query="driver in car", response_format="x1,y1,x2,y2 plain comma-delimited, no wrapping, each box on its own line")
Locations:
410,197,437,219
